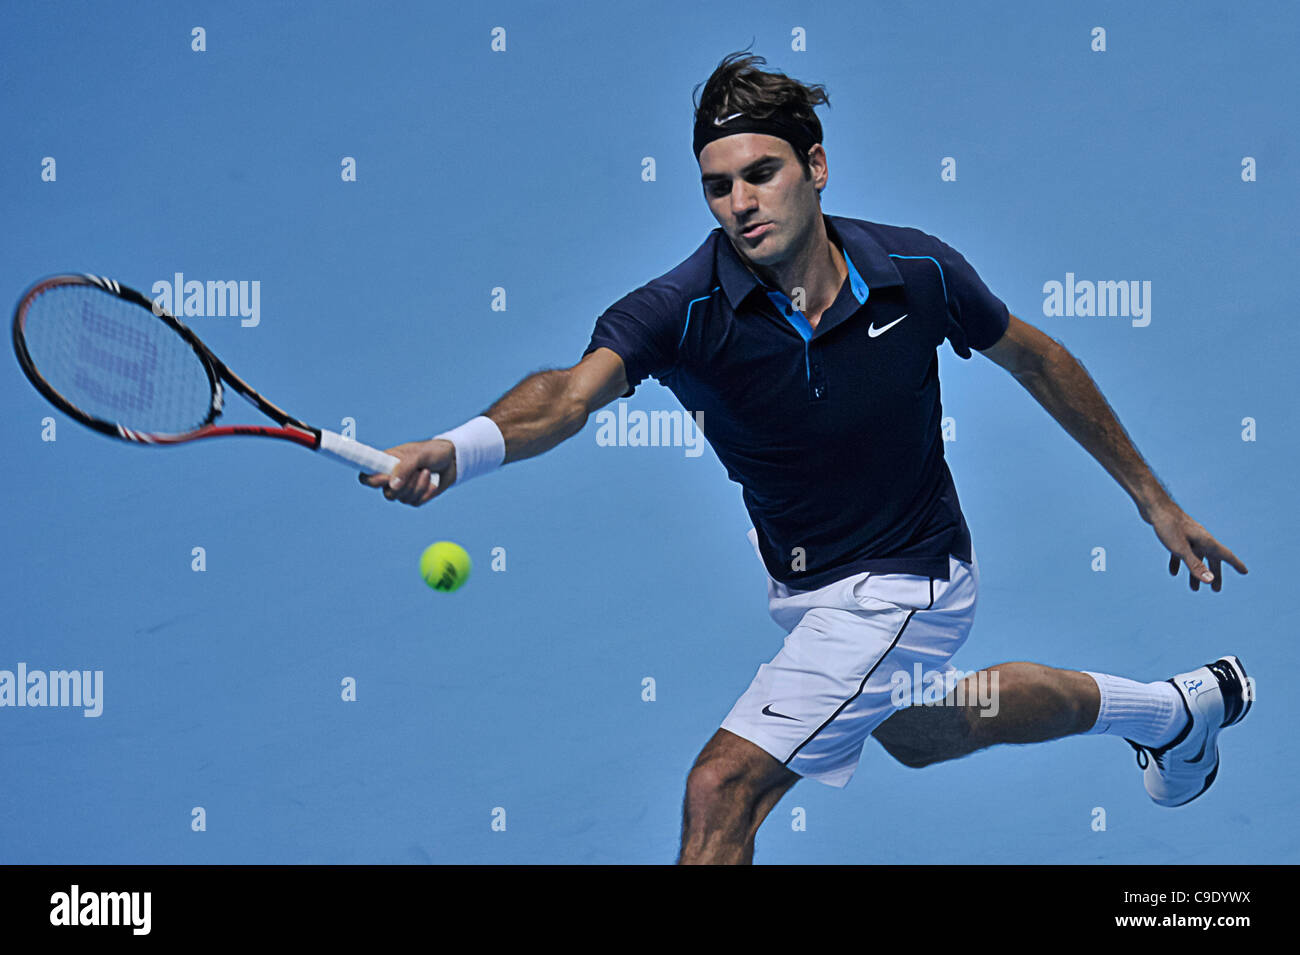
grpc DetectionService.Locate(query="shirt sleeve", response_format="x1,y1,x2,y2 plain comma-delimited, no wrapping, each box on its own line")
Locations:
582,282,684,397
929,236,1010,359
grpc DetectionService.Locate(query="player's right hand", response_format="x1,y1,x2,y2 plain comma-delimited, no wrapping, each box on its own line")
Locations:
359,438,457,506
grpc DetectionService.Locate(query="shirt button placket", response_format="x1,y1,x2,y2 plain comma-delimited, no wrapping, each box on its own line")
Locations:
810,348,827,401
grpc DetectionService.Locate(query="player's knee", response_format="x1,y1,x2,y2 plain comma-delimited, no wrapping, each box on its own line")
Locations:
875,703,974,766
894,748,936,769
685,758,748,806
877,737,936,769
683,754,775,823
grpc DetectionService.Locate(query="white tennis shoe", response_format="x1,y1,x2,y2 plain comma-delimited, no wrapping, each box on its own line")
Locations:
1126,656,1253,807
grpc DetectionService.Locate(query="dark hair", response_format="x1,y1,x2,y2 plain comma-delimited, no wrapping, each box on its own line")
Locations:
692,49,831,183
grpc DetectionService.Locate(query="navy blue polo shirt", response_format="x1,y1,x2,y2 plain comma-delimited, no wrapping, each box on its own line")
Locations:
582,213,1010,589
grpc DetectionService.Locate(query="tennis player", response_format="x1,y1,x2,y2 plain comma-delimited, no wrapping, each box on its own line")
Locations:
362,51,1252,865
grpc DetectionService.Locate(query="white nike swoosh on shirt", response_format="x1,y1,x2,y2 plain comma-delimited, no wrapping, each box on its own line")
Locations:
714,111,744,126
868,313,908,337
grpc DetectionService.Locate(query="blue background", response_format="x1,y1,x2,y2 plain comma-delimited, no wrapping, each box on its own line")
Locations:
1,0,1294,864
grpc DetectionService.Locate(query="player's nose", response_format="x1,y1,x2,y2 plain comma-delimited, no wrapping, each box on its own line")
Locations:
730,185,757,217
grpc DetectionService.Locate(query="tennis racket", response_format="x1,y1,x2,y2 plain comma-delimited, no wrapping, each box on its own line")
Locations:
11,273,426,482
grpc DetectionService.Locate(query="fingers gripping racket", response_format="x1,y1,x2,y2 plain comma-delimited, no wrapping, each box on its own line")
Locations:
12,273,423,481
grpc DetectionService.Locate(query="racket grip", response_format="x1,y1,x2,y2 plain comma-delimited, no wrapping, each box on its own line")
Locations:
319,429,396,473
319,429,440,487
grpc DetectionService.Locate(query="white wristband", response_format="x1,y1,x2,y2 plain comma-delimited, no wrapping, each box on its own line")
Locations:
434,415,505,485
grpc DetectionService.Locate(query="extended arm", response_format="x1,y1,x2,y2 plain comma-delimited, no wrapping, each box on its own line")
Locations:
360,347,629,505
483,348,629,463
979,314,1247,590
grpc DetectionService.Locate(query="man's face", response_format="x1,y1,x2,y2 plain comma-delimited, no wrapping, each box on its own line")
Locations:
699,133,825,268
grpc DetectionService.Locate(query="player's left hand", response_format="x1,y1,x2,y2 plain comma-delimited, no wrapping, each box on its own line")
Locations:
1148,504,1248,592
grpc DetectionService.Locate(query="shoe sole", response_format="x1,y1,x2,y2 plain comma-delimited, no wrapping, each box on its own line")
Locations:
1157,755,1220,807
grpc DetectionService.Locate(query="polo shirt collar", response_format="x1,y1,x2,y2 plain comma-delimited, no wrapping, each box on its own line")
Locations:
716,213,904,312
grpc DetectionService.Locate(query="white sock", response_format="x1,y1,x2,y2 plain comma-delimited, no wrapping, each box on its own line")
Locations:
1081,671,1188,748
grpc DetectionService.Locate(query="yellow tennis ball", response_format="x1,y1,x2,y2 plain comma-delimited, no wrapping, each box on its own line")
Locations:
420,541,471,592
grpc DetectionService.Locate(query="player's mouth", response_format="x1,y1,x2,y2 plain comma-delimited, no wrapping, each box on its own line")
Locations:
740,222,772,241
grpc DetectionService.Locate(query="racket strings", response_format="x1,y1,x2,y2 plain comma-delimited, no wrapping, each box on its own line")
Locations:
73,301,161,412
21,285,216,435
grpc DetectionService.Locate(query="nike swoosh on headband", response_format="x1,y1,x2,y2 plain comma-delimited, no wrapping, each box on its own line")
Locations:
714,111,745,126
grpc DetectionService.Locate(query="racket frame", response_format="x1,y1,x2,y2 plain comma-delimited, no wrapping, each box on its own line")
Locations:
12,274,395,473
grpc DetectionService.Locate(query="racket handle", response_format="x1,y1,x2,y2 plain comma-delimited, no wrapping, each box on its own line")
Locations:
318,429,440,488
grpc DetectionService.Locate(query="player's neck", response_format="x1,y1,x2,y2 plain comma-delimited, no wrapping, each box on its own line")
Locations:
749,214,847,319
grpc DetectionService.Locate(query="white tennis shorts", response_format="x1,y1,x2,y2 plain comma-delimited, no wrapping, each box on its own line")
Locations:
720,527,980,789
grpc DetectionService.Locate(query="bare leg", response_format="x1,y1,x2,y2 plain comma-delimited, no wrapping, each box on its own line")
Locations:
872,662,1100,767
678,728,800,865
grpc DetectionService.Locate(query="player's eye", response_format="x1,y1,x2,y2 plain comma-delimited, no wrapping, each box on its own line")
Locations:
706,166,776,198
712,174,769,197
